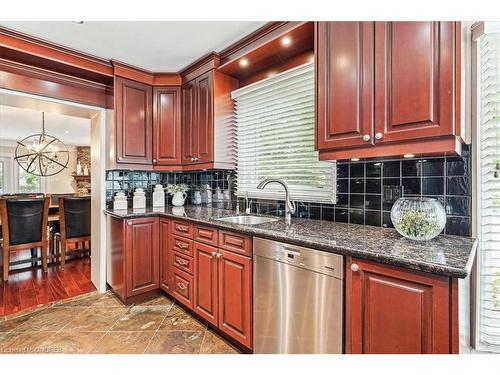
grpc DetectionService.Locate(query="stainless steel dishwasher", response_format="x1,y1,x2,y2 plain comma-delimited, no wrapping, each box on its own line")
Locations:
253,237,343,354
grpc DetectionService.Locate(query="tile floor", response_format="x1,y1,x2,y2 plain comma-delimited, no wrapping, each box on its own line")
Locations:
0,291,239,354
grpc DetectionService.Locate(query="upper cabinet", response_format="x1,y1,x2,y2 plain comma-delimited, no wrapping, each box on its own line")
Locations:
315,22,374,151
316,21,463,161
181,71,214,166
153,86,182,166
115,77,153,165
181,67,238,170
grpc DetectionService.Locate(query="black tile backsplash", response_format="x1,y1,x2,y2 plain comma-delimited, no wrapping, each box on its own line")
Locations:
105,145,472,237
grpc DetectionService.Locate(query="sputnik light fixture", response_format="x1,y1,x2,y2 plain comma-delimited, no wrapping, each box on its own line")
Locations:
15,112,70,177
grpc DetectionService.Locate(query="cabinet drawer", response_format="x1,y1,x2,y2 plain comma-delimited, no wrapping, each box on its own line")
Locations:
171,235,193,257
218,231,252,256
172,220,193,238
172,267,194,309
172,251,194,275
194,225,218,246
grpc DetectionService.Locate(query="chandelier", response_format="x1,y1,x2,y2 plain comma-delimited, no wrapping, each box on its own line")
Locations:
15,112,69,177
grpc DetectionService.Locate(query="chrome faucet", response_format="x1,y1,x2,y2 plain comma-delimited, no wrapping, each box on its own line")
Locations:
244,191,252,214
257,179,296,224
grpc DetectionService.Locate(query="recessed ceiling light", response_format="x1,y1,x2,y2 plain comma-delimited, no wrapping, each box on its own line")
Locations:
351,158,360,162
281,36,292,46
72,21,84,24
239,58,249,67
403,153,415,158
65,130,70,134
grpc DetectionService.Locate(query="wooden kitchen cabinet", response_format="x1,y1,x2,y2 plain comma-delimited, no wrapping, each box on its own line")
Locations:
124,217,160,298
315,21,462,160
115,76,153,165
218,249,253,349
346,257,455,354
194,241,219,325
159,218,171,292
153,86,182,167
181,69,238,170
315,22,374,151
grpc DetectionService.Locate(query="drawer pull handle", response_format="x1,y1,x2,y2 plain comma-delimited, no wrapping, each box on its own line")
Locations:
176,241,189,249
175,225,188,232
176,259,188,266
177,282,187,290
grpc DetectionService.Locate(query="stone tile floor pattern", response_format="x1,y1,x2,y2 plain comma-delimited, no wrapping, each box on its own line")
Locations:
0,291,239,354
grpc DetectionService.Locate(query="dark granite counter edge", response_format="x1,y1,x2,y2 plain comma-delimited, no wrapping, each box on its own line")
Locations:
104,209,477,279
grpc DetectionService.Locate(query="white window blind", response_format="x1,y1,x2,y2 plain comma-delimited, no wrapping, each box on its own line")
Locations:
231,63,336,203
478,28,500,351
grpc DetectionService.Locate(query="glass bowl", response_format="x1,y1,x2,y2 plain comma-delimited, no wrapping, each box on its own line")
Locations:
390,197,446,241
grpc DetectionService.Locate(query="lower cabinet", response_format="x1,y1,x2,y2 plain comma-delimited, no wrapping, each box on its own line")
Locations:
346,257,455,354
159,218,171,292
217,249,252,349
125,217,160,298
194,242,219,325
106,216,160,303
193,231,253,349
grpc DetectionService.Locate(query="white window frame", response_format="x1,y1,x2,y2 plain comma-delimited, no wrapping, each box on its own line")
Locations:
231,62,336,204
472,21,500,353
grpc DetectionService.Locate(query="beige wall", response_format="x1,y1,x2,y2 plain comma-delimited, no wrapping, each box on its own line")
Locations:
0,143,79,194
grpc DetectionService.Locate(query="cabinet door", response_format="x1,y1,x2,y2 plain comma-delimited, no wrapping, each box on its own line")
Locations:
374,22,456,143
159,218,170,292
195,71,214,164
218,250,252,349
315,22,374,151
115,77,153,165
125,217,159,297
194,242,218,325
346,257,452,354
181,81,197,164
153,86,181,166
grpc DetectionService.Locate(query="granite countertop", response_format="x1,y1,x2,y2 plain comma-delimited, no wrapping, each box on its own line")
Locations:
104,206,477,278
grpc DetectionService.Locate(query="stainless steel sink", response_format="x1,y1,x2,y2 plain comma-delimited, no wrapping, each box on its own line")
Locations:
216,215,279,225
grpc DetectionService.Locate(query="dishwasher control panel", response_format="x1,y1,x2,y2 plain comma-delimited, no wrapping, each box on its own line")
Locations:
254,237,343,279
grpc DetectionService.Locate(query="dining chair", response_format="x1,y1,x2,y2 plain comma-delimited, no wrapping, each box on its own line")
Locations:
0,197,50,281
56,196,91,268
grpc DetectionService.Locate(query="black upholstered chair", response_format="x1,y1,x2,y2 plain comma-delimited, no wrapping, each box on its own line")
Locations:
56,196,91,268
0,197,50,281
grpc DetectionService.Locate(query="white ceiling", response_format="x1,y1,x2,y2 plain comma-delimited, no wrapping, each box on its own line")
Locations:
0,105,91,146
0,21,267,71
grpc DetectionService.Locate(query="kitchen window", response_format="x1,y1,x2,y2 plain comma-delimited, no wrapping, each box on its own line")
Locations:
475,22,500,352
231,62,336,203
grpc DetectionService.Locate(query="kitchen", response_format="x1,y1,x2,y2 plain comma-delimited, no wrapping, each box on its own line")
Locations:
0,1,498,371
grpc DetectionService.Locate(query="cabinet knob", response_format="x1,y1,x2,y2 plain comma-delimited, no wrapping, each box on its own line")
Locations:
216,253,223,259
375,132,383,140
118,156,123,161
191,157,195,162
153,159,157,163
362,134,371,142
351,263,359,272
127,221,132,226
211,251,218,257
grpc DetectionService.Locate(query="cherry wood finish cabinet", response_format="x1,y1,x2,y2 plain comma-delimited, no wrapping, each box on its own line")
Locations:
115,76,153,165
181,69,238,170
194,241,219,326
182,71,214,166
159,218,171,292
316,21,462,160
217,249,252,348
346,257,457,354
153,86,182,166
106,215,160,303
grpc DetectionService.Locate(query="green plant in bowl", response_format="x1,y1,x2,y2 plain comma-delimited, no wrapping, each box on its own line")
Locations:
398,209,436,238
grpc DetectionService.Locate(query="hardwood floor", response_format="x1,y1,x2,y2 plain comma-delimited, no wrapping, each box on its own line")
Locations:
1,251,95,317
